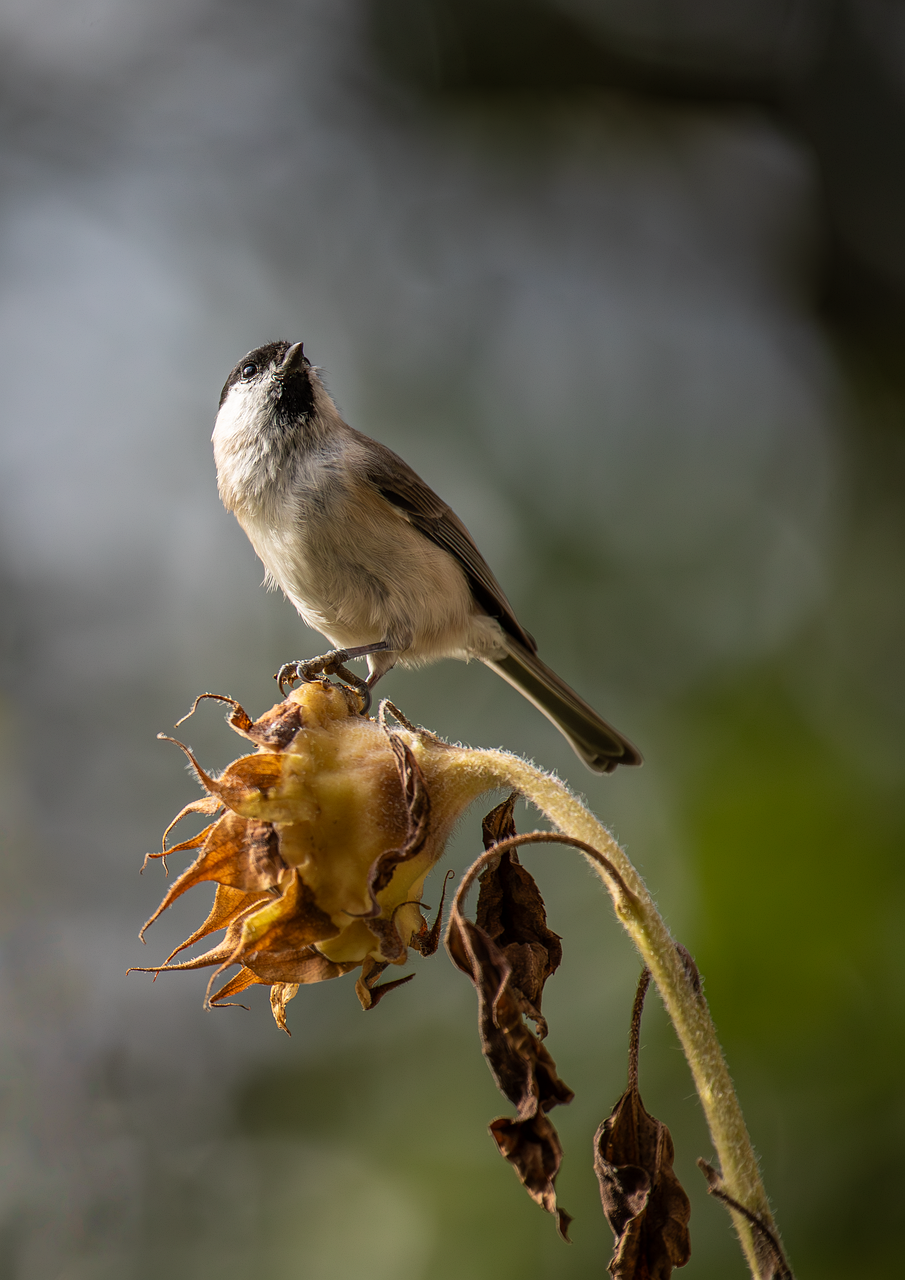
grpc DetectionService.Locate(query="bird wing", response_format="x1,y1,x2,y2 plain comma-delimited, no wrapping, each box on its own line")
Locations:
357,433,537,653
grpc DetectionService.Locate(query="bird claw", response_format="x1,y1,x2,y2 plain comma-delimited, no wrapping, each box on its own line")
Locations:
275,652,372,715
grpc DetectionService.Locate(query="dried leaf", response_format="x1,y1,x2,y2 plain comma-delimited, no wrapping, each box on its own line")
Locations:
697,1160,793,1279
475,794,562,1035
481,792,520,851
594,970,691,1278
448,809,574,1241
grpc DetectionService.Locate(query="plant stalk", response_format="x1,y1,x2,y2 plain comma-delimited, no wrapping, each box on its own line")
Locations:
434,743,780,1279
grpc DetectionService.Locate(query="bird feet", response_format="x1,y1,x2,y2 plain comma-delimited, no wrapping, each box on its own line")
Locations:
275,642,392,714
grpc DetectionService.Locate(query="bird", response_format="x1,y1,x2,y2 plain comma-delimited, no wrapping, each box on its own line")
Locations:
212,340,641,773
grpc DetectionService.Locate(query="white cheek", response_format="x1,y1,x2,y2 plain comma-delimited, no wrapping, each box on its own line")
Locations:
212,382,266,451
212,379,283,508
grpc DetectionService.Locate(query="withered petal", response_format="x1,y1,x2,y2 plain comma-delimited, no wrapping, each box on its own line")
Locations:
206,753,288,813
160,795,224,851
175,692,255,736
133,913,252,976
364,911,409,964
270,982,299,1033
140,813,288,941
242,945,357,986
157,735,287,816
240,699,305,750
355,955,416,1010
162,884,271,964
175,692,305,751
208,966,259,1007
228,870,341,980
410,868,455,958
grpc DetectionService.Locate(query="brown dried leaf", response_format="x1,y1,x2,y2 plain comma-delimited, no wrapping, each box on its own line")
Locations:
476,795,562,1034
481,791,520,850
594,970,691,1278
697,1160,793,1279
447,902,574,1240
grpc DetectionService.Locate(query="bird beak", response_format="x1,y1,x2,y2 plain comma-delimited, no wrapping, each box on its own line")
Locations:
280,342,308,373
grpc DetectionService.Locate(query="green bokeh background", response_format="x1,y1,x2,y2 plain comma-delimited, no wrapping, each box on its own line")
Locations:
0,3,903,1277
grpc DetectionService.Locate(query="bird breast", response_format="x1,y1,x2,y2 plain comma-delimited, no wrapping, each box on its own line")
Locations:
233,456,504,665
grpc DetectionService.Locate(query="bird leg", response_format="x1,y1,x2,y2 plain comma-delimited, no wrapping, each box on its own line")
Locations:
275,642,392,712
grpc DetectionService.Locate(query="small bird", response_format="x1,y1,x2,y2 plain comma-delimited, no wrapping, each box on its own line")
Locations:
212,341,641,773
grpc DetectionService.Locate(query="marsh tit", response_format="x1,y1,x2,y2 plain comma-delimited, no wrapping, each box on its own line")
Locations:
212,341,641,773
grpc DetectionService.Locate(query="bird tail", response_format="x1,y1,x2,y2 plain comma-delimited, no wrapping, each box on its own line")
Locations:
485,640,642,774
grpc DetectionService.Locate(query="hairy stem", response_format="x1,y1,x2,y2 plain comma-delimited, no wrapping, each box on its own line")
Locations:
430,742,780,1278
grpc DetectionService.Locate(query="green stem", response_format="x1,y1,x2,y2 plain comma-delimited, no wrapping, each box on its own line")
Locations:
438,743,780,1279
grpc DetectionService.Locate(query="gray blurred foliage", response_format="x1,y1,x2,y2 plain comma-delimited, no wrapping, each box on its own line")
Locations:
0,1,902,1277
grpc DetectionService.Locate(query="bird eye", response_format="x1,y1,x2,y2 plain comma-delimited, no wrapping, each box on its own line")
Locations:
241,362,257,379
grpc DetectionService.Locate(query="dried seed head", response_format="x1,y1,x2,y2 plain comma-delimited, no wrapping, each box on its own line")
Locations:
135,681,488,1031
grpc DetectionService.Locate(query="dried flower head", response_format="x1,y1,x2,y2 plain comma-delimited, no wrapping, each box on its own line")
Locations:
135,681,488,1030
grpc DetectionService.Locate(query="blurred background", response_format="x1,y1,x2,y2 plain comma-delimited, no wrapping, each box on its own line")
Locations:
0,1,903,1275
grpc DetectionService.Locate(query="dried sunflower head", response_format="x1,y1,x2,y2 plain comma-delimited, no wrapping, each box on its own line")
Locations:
135,681,488,1031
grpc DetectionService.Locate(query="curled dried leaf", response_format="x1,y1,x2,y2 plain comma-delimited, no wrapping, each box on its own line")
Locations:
594,970,691,1278
447,801,574,1240
475,794,563,1036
